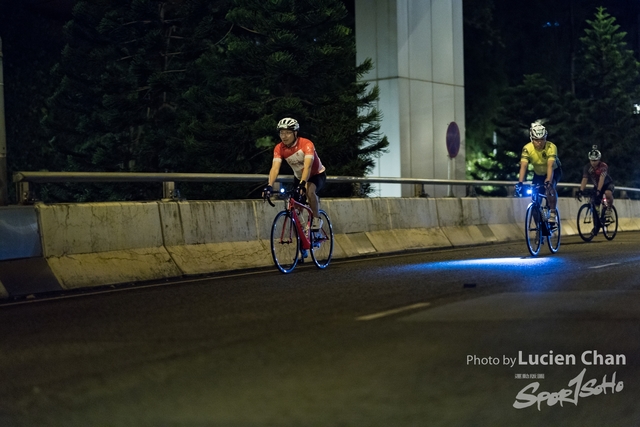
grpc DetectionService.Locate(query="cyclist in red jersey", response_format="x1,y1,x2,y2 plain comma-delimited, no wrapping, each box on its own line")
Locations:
576,145,615,217
262,117,327,231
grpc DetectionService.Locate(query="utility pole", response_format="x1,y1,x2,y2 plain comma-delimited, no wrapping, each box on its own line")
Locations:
0,37,8,205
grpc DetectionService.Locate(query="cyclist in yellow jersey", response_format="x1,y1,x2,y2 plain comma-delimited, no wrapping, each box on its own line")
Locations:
515,121,562,222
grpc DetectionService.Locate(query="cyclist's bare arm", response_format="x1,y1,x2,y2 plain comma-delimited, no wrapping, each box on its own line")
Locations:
300,156,313,184
580,177,588,192
263,160,282,205
268,159,282,187
545,158,554,183
597,173,606,193
517,160,528,183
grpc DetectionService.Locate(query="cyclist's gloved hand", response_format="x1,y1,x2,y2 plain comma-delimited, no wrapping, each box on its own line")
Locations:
262,184,273,199
296,180,307,195
575,190,583,201
515,182,523,197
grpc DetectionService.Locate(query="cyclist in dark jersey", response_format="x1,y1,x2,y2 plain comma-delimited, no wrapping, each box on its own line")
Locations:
576,145,615,217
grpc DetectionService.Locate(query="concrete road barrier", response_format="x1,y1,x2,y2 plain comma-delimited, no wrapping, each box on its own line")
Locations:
38,202,181,290
0,206,62,297
159,200,273,275
0,196,638,299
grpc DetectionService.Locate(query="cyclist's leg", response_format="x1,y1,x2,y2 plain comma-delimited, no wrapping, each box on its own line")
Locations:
307,172,326,228
531,173,545,191
603,182,614,207
546,167,561,210
306,181,320,218
531,173,546,216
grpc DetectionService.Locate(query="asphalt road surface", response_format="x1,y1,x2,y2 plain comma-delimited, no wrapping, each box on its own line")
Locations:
2,232,640,426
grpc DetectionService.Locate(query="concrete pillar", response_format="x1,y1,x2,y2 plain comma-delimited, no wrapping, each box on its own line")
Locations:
0,37,8,205
355,0,465,197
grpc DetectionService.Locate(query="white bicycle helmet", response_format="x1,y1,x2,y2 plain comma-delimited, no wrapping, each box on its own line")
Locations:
277,117,299,131
588,145,601,161
529,121,548,140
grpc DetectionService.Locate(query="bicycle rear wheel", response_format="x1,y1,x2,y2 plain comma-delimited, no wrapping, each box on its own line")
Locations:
525,204,542,256
270,211,300,274
576,204,595,242
547,208,561,253
310,210,334,269
603,205,618,241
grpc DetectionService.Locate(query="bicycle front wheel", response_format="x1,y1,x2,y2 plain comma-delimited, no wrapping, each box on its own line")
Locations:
576,204,595,242
525,204,542,256
547,208,561,253
271,211,300,274
603,205,618,241
310,210,334,269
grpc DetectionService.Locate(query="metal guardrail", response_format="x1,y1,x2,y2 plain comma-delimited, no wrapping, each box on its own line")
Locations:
12,171,640,204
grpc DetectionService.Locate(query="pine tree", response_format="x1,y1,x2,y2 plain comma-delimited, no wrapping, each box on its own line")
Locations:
476,73,570,194
463,0,507,177
43,0,229,201
0,3,64,202
179,0,388,198
574,7,640,187
485,7,640,191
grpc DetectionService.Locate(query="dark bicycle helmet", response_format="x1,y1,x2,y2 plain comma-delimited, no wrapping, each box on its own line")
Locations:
588,145,601,161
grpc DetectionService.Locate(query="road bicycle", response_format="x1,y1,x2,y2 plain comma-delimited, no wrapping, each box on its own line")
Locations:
265,187,334,273
576,190,618,242
520,183,561,256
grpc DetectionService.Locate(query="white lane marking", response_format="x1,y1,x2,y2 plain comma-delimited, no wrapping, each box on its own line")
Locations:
589,263,620,269
356,302,431,321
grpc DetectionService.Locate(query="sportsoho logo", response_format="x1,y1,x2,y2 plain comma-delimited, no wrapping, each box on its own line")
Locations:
512,350,625,410
467,350,626,411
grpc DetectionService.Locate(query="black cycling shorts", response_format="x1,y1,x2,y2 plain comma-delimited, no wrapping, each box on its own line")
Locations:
532,167,562,187
295,172,326,193
600,181,615,194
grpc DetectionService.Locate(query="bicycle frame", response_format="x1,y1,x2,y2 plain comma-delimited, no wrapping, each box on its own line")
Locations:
529,184,551,236
266,189,311,248
592,192,612,227
266,187,335,273
286,194,313,251
522,183,561,256
576,190,618,241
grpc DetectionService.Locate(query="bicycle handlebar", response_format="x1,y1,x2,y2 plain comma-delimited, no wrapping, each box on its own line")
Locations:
515,182,546,199
263,186,306,207
264,194,275,207
576,189,601,203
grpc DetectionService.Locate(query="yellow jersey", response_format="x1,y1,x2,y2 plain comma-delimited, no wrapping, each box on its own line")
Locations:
520,141,561,176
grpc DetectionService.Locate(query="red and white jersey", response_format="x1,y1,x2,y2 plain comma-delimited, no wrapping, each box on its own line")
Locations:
273,137,325,179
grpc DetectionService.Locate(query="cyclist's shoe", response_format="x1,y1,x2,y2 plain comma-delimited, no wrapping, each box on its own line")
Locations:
301,249,308,259
605,208,614,222
311,217,323,231
548,210,557,223
312,232,322,248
